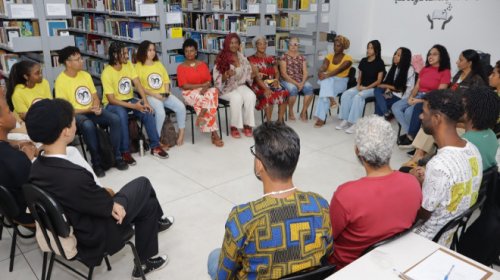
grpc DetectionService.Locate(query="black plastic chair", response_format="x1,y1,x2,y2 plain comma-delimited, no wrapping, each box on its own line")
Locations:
432,195,486,251
22,183,145,280
0,185,35,272
279,264,336,280
165,105,196,144
217,98,230,137
361,221,420,256
478,166,498,208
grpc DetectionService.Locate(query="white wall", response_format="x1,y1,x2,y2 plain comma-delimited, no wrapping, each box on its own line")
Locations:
329,0,500,70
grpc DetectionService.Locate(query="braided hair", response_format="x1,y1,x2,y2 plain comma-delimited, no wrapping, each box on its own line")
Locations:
108,41,127,66
463,86,499,130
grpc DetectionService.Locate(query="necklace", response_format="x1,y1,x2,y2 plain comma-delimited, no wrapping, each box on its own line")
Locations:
262,186,297,197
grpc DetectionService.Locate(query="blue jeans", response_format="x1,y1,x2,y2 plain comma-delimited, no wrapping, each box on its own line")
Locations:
75,110,122,166
147,95,187,135
339,87,375,124
280,80,314,97
207,248,221,280
408,102,424,137
314,76,348,121
105,98,160,151
374,87,401,116
391,92,424,134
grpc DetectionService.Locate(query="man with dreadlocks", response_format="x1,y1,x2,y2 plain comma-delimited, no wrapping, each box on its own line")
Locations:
213,33,257,139
101,42,168,165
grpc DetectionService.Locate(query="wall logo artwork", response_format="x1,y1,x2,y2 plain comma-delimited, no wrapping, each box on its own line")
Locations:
394,0,478,30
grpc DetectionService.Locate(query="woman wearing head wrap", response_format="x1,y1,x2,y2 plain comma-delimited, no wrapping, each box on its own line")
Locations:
213,33,257,138
313,35,352,127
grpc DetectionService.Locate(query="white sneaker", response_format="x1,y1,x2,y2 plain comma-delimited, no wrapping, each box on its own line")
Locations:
345,124,355,134
335,120,349,130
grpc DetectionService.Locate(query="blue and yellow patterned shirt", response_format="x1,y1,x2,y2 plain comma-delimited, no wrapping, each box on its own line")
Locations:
216,190,333,280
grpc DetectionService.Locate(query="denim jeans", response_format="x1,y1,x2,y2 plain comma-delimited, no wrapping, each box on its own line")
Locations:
105,98,160,151
147,95,187,135
207,248,221,280
314,76,348,121
374,87,401,116
408,102,424,137
339,87,375,124
391,92,425,134
75,110,122,166
280,80,314,97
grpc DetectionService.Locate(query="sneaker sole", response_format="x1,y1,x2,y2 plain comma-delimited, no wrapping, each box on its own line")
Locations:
132,256,169,280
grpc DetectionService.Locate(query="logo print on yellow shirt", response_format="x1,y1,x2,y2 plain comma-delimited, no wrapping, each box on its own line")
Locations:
75,86,92,105
147,73,162,90
118,78,132,95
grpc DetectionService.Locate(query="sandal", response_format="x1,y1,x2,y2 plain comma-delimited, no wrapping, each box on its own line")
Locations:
314,120,325,128
230,127,241,138
329,99,337,108
211,133,224,147
243,125,253,137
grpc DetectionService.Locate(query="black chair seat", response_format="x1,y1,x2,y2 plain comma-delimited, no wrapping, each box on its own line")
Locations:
280,264,336,280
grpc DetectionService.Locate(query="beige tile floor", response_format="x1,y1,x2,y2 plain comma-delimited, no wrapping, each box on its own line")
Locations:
1,104,498,279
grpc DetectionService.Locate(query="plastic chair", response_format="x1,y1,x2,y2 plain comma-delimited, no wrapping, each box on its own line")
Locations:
478,166,498,208
432,196,486,251
279,264,336,280
23,183,145,280
0,185,35,272
165,105,196,144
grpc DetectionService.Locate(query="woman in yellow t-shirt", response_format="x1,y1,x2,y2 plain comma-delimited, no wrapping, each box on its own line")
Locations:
6,61,52,120
313,35,352,127
135,40,186,146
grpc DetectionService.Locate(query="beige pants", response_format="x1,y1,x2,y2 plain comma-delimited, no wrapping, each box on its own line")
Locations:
220,85,256,129
412,127,466,153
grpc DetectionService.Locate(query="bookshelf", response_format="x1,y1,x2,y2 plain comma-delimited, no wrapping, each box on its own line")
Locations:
276,0,330,87
0,0,74,86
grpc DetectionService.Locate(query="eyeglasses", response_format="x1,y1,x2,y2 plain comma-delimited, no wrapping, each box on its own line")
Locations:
289,42,300,46
250,145,266,169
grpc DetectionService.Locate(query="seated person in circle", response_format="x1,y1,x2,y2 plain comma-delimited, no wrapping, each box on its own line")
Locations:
177,38,223,147
314,35,352,127
329,115,421,269
248,36,289,123
101,42,168,164
25,99,174,279
279,37,314,121
56,46,128,177
135,40,187,146
336,40,385,134
207,122,333,279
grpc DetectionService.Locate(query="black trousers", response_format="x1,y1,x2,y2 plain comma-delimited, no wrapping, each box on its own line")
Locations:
112,177,163,262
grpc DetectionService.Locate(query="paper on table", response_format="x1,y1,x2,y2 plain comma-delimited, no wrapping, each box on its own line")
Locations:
404,249,491,280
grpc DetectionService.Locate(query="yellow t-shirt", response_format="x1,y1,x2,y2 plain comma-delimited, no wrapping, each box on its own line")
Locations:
55,71,97,110
101,61,138,106
135,61,170,95
325,53,352,78
12,79,52,114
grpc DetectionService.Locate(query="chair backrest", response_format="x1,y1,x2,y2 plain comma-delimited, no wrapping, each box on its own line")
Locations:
478,166,498,203
347,68,356,89
0,185,20,223
361,219,423,256
22,183,72,259
432,195,486,250
279,264,336,280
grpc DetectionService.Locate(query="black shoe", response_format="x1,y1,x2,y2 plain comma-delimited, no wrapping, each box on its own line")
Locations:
384,112,394,121
407,149,416,157
115,159,129,171
132,255,168,280
398,136,413,148
93,165,105,178
398,134,408,145
158,216,174,233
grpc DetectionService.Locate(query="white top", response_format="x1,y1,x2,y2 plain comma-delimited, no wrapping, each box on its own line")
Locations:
413,141,483,245
391,66,415,99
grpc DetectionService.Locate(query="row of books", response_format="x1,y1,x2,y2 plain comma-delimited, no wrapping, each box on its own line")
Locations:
72,0,156,13
184,13,259,33
0,20,39,46
0,0,32,16
277,14,301,29
277,0,316,10
71,15,157,41
0,51,19,74
75,34,111,57
84,56,106,76
181,0,258,11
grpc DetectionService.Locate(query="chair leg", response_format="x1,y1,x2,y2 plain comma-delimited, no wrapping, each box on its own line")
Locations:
42,252,48,280
78,134,88,162
309,95,316,119
224,107,229,136
46,253,55,280
191,111,195,144
9,229,17,272
105,256,112,271
87,266,94,280
0,215,3,240
261,110,264,123
362,103,367,117
217,108,223,140
127,241,146,280
296,94,301,113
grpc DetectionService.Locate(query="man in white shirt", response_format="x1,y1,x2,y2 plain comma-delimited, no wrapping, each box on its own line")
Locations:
413,89,483,245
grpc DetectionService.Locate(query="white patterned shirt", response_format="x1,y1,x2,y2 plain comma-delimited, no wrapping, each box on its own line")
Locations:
413,141,483,245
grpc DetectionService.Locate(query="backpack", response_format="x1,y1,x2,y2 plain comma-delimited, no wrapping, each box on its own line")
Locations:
128,117,149,154
160,116,177,148
96,128,114,170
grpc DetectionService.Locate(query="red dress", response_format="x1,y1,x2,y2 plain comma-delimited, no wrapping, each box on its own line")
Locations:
248,55,289,110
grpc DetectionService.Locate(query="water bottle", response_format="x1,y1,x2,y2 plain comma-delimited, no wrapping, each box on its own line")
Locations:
139,139,144,157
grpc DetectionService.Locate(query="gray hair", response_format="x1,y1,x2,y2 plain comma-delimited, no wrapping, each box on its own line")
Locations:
252,36,267,49
354,115,396,168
